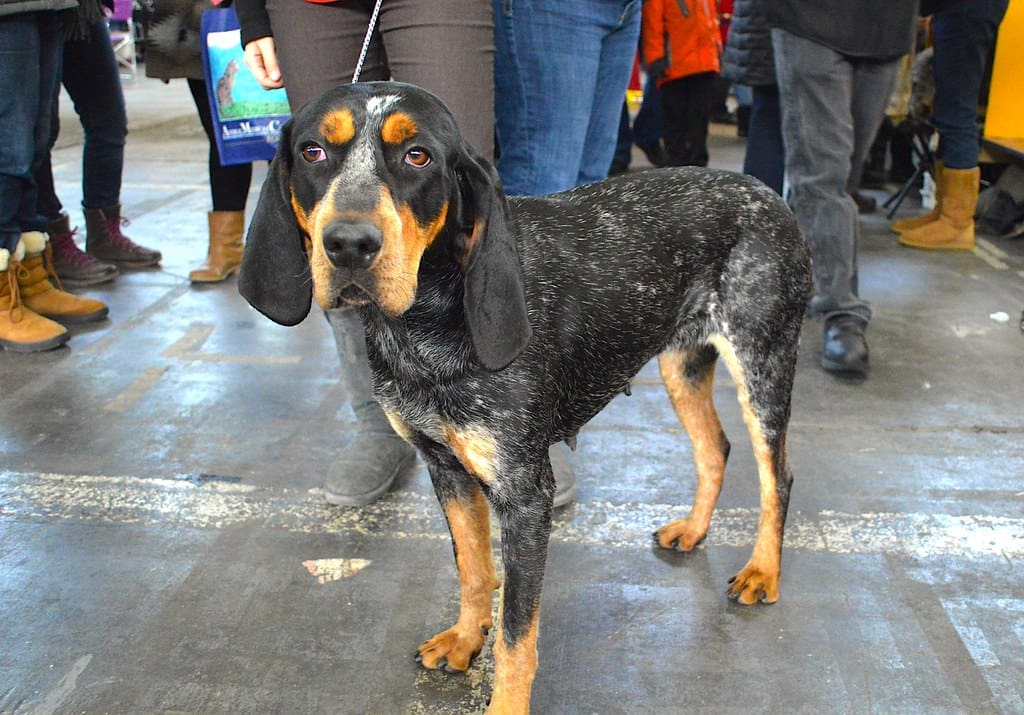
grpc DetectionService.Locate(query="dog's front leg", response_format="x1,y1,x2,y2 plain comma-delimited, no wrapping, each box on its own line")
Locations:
487,460,554,715
417,457,499,673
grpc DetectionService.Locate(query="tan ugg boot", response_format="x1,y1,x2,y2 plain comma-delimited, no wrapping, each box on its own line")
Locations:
16,232,109,325
898,167,980,251
0,246,69,352
891,162,943,233
189,211,244,283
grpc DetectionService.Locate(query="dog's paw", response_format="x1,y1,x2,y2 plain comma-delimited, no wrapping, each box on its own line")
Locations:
653,518,707,552
415,625,488,673
727,563,779,605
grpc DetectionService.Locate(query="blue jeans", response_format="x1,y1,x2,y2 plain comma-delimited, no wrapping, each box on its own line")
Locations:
932,0,1009,170
773,28,899,324
0,11,63,252
743,85,784,195
494,0,640,195
36,18,128,221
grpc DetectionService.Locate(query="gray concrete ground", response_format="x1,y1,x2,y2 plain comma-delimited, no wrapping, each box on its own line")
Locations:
2,73,1023,714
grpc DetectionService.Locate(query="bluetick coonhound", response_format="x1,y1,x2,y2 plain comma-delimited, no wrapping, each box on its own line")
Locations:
238,81,812,714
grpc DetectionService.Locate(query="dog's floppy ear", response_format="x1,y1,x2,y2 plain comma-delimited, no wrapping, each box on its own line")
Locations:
237,119,313,326
455,145,532,371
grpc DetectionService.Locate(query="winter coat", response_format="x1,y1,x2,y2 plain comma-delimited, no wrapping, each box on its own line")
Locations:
0,0,77,17
720,0,774,86
765,0,916,60
641,0,722,88
145,0,217,80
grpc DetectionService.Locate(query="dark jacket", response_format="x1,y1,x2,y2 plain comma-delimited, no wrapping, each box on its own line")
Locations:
766,0,918,60
720,0,774,86
144,0,215,80
233,0,270,47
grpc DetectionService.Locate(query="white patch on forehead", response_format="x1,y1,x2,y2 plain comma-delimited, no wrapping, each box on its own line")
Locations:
366,94,401,122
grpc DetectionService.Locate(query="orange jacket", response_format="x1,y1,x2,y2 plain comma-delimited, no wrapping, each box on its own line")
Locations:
641,0,722,87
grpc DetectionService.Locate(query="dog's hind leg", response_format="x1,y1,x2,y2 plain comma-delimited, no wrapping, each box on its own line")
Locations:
417,457,499,673
654,346,731,552
710,334,797,605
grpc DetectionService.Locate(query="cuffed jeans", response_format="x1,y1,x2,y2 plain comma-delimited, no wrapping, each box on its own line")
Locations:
494,0,640,195
0,11,63,251
773,28,900,324
932,0,1009,170
35,18,128,221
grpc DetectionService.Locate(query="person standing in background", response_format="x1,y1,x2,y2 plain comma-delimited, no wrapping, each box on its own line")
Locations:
641,0,722,167
768,0,917,377
38,1,162,289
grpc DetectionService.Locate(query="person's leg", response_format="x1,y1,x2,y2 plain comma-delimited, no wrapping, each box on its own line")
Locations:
899,0,1008,250
676,71,716,167
493,0,602,195
258,2,417,505
186,78,250,282
610,101,633,174
632,72,667,166
659,78,687,167
380,0,495,160
773,28,869,375
576,0,640,185
743,84,784,195
0,14,43,253
931,0,1008,170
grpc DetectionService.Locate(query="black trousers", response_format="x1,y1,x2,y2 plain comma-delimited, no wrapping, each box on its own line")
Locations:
660,71,717,168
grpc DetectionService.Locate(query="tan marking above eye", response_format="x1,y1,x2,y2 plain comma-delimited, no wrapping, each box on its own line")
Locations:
381,112,418,144
320,109,355,145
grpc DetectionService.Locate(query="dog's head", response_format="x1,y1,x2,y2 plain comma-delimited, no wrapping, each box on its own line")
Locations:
238,81,531,371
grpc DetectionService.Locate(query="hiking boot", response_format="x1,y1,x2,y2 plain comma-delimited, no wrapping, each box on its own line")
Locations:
46,214,118,287
85,204,161,267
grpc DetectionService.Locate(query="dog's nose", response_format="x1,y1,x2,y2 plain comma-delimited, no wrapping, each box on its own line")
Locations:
322,221,382,269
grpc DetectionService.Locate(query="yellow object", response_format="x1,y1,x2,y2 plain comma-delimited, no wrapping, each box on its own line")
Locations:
983,0,1023,143
898,167,979,251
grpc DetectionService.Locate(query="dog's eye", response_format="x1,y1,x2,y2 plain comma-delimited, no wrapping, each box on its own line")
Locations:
404,148,431,168
301,144,326,163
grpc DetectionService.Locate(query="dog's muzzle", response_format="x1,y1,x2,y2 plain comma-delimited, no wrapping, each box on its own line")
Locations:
323,220,382,270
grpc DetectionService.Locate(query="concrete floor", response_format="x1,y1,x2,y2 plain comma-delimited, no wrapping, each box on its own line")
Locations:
1,76,1023,714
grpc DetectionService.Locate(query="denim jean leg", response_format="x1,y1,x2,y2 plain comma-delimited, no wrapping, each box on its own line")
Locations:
932,0,1009,169
773,28,869,324
743,85,784,195
494,0,638,195
577,0,640,186
63,19,128,210
25,12,64,234
0,15,41,250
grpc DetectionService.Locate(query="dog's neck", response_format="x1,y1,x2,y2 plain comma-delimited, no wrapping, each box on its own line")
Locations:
361,242,478,385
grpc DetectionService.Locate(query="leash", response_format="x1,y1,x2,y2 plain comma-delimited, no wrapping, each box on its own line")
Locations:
352,0,384,83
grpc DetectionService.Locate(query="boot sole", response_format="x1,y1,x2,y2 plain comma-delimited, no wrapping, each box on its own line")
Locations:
820,355,868,377
0,332,70,352
46,307,110,326
323,451,416,507
57,273,118,288
189,267,240,283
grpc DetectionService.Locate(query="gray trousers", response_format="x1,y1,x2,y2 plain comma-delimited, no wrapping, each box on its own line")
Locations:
772,29,900,324
264,0,495,160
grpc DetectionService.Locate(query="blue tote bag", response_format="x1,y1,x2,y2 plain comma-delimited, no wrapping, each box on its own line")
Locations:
200,5,290,165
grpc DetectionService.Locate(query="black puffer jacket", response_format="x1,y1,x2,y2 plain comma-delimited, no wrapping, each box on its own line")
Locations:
720,0,775,87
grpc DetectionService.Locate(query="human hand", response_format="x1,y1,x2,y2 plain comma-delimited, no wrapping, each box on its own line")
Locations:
244,36,284,89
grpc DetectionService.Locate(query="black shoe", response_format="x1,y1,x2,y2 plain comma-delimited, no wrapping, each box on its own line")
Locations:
821,316,869,376
849,190,877,215
638,142,668,168
609,158,630,176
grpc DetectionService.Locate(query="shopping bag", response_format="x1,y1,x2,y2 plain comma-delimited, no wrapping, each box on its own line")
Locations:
200,6,290,165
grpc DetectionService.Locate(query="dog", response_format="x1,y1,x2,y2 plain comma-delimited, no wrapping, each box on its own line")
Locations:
239,81,811,714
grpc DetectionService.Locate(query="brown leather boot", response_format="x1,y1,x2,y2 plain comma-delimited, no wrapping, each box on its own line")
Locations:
84,204,162,267
46,213,118,287
0,246,68,352
17,232,109,325
190,211,244,283
898,167,980,251
892,162,943,233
